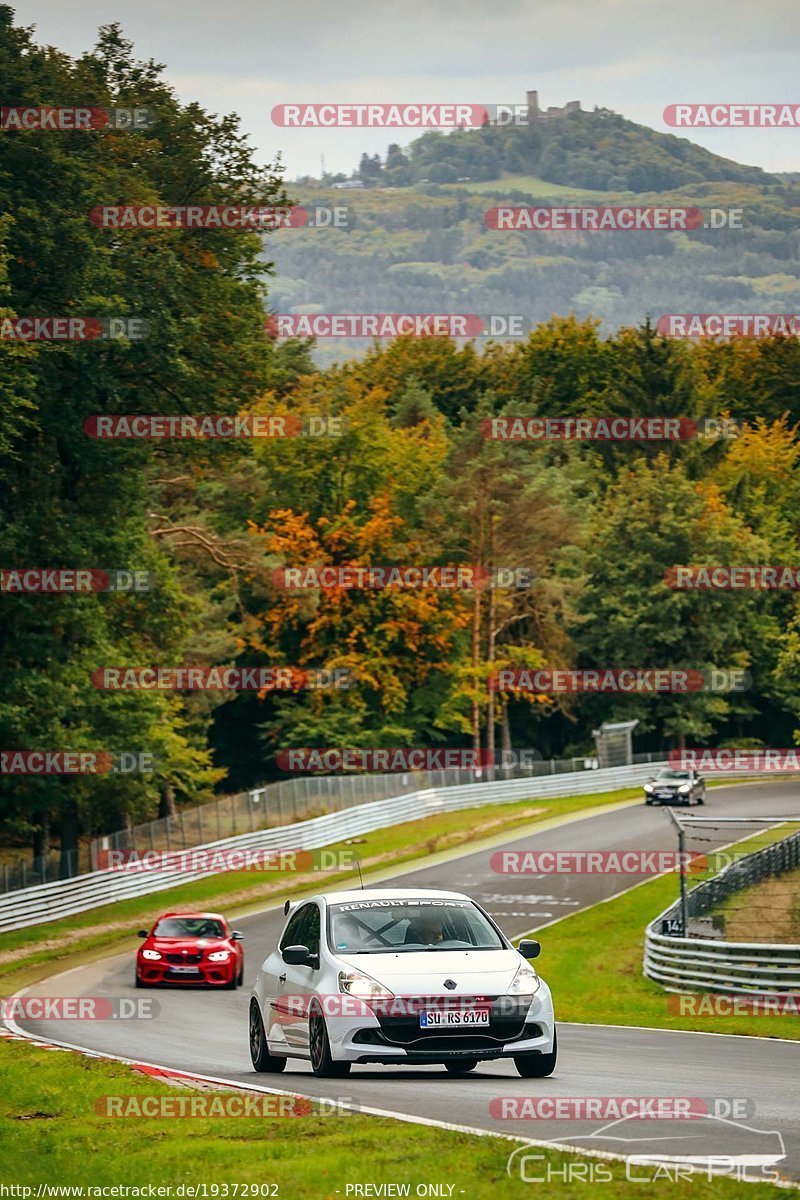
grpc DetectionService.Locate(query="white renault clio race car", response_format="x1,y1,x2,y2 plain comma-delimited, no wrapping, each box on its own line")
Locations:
249,888,556,1078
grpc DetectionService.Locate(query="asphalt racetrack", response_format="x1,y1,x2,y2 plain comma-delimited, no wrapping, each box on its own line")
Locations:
10,780,800,1183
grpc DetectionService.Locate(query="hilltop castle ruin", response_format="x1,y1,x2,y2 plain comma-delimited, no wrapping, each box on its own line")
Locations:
526,91,581,121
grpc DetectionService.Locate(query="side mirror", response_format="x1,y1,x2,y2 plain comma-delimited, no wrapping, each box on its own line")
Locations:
137,930,149,938
284,900,292,916
230,930,244,941
282,944,319,968
518,938,541,959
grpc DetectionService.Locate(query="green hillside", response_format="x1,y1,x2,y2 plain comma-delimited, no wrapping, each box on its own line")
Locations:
348,106,773,192
269,168,800,365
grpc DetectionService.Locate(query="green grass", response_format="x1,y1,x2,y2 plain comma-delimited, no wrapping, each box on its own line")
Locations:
0,788,641,991
531,824,800,1039
705,848,800,944
457,173,612,199
0,1037,788,1197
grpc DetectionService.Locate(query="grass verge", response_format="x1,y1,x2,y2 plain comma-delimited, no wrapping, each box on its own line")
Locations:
0,1037,788,1197
709,863,800,944
0,788,640,992
531,825,800,1039
457,173,612,198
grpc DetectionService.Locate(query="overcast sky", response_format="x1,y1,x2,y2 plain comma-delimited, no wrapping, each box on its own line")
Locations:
10,0,800,178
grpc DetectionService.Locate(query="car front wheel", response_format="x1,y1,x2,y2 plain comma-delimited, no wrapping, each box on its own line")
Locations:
514,1027,557,1078
249,999,286,1072
309,1001,351,1078
445,1059,478,1074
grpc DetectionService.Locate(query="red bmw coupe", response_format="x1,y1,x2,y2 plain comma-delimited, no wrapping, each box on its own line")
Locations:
136,911,244,988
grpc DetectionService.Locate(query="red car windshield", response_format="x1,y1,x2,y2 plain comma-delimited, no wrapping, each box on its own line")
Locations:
152,917,226,939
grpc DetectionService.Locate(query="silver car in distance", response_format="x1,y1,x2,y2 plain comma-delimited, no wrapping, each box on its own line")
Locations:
249,888,556,1078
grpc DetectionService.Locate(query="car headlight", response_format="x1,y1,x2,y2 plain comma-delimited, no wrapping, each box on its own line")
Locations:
508,963,541,996
644,784,654,793
208,950,230,962
141,949,161,960
338,969,394,1001
678,784,691,794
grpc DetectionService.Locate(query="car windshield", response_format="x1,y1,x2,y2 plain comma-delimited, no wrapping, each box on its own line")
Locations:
328,899,505,953
655,770,691,781
152,917,225,939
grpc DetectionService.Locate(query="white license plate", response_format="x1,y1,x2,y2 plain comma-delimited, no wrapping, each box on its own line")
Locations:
169,965,200,975
419,1009,490,1027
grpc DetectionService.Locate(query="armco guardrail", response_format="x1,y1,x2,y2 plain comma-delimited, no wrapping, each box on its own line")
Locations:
0,760,663,933
2,750,666,894
90,757,600,864
644,829,800,995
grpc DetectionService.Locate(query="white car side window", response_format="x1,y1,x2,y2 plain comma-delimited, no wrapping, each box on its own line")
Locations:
280,904,312,950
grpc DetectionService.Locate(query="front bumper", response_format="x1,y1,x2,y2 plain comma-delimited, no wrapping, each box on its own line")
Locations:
646,792,690,805
328,988,555,1064
137,957,236,986
348,1023,550,1063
